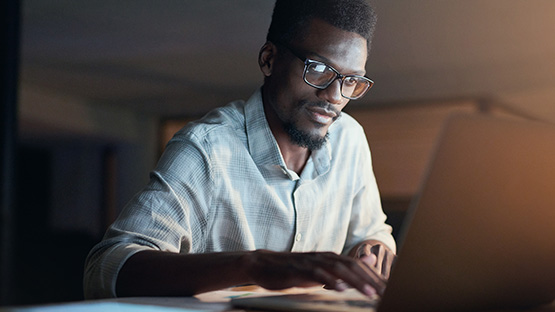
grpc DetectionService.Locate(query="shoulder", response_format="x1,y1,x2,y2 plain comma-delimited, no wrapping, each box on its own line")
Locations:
329,111,367,142
171,100,248,147
327,111,372,167
156,100,250,178
155,101,250,173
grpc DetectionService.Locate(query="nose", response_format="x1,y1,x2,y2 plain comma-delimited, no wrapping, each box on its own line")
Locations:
316,79,345,105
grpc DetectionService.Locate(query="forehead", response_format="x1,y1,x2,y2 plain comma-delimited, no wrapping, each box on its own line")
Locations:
293,18,368,73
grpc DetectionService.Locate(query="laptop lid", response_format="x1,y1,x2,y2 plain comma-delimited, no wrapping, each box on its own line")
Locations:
378,113,555,311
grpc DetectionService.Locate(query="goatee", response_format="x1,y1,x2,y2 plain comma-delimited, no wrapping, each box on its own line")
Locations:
284,122,329,150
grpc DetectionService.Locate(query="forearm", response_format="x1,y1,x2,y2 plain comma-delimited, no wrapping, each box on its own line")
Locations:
116,248,388,298
116,250,251,297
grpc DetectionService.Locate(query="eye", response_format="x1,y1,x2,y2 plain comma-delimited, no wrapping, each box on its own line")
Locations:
344,76,359,87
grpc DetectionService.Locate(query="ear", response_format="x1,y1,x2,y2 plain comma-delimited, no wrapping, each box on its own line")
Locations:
258,41,277,77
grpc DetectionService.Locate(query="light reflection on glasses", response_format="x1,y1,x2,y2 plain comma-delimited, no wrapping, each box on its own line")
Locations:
276,41,374,100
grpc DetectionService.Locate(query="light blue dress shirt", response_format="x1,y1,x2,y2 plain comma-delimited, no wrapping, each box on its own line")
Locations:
84,88,395,298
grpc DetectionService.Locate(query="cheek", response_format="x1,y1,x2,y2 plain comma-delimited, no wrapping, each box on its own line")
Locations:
273,82,311,115
274,62,312,96
267,70,300,101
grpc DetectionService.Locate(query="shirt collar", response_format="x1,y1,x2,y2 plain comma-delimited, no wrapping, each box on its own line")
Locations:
245,88,285,169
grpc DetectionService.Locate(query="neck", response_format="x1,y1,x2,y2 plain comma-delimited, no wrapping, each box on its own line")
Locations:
276,133,311,174
262,91,310,175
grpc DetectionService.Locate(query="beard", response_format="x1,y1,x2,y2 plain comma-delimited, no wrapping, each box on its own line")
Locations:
284,101,341,150
284,122,329,150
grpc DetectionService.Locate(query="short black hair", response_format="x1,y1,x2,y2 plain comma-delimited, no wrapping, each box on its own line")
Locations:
266,0,377,46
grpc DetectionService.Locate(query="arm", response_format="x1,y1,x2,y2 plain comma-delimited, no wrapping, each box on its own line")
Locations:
342,122,396,279
116,249,387,297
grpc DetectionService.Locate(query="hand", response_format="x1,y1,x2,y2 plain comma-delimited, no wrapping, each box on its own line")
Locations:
351,241,396,280
243,250,386,297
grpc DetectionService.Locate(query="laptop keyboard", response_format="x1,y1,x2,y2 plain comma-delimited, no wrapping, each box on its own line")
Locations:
312,298,379,309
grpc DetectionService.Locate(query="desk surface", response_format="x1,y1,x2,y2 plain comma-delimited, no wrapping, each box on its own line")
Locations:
2,286,554,312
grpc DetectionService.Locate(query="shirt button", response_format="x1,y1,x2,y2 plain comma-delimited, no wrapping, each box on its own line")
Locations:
295,233,302,242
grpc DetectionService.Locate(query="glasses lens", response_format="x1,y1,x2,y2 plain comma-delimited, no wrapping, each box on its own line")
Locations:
303,60,374,100
304,62,337,88
341,76,372,99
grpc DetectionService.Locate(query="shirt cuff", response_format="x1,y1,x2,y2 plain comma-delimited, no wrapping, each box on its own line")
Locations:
84,243,153,299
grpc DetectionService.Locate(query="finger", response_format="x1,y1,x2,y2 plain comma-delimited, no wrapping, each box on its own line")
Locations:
382,252,397,279
357,243,372,258
332,260,385,297
370,244,385,275
331,262,376,297
382,251,391,279
314,268,348,292
352,261,387,296
305,252,385,296
360,254,377,268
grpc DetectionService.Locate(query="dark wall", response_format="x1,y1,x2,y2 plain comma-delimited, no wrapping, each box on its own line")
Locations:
13,145,98,304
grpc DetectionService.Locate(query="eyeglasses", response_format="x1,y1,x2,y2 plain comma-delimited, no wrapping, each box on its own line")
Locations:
277,42,374,100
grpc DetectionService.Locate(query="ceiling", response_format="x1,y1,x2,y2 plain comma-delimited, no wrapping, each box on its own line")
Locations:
20,0,555,119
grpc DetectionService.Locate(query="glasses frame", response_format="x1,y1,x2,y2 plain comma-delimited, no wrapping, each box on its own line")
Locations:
275,41,374,100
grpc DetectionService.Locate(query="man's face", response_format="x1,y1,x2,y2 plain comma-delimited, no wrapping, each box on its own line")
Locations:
263,18,368,150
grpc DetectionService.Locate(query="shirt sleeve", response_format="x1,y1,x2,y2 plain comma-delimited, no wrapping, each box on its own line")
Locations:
342,178,397,255
341,124,397,255
83,132,214,299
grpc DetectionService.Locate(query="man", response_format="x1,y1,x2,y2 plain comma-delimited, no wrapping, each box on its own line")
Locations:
84,0,396,299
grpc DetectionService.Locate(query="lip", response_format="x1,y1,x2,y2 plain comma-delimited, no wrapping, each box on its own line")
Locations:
307,107,337,125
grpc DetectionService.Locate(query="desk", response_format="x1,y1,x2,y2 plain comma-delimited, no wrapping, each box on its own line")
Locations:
2,286,554,312
0,286,310,312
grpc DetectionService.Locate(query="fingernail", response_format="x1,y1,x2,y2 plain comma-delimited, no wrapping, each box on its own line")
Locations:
363,284,376,297
336,281,348,291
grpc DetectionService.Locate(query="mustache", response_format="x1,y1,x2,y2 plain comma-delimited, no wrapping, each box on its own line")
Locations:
304,101,341,118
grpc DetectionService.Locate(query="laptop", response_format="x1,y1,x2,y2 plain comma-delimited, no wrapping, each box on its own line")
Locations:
232,114,555,311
